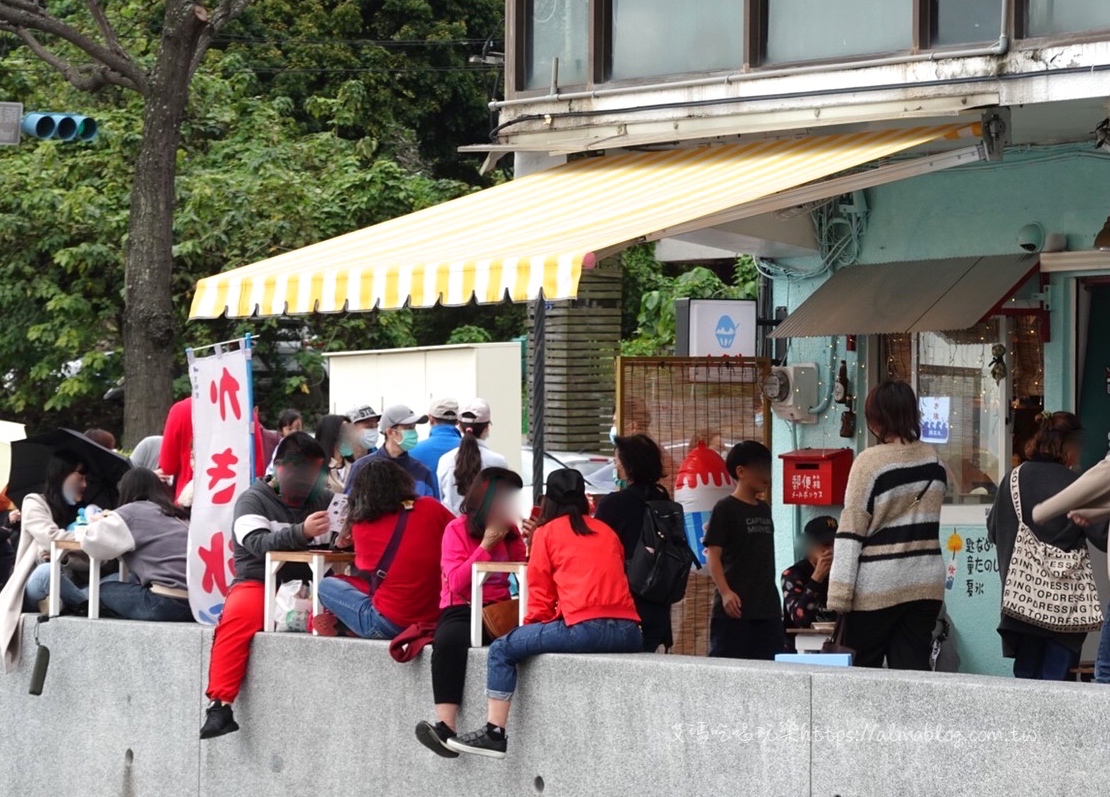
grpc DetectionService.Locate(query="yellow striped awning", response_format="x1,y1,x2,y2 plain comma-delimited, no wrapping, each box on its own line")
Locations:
190,123,978,319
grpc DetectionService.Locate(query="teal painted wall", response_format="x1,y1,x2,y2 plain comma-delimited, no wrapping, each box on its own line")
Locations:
769,146,1110,675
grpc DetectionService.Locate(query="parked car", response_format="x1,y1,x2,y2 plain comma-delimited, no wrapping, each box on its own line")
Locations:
518,446,614,517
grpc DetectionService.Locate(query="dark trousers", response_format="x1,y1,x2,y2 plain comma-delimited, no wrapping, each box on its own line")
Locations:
432,605,487,705
843,599,942,670
1013,634,1078,681
635,597,673,652
708,617,785,660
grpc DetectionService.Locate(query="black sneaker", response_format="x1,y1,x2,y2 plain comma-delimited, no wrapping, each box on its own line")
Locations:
199,701,239,740
446,727,507,759
415,720,459,758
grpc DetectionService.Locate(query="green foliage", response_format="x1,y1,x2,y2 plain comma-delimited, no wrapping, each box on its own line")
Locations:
446,324,493,345
621,250,761,356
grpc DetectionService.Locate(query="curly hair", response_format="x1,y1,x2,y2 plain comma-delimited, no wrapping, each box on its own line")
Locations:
346,459,417,527
1026,411,1082,465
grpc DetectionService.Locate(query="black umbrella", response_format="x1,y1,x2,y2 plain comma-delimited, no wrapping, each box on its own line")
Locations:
8,429,132,508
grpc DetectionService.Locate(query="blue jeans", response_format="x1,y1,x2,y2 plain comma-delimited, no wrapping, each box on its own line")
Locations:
99,581,194,622
316,577,403,640
1096,602,1110,684
23,562,88,611
486,618,643,700
1012,634,1078,681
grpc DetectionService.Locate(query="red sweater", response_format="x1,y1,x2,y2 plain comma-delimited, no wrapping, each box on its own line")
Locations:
351,497,454,628
159,397,193,501
525,515,640,627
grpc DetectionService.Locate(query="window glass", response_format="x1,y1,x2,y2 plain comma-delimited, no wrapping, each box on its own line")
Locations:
764,0,913,64
525,0,590,89
609,0,744,80
1026,0,1110,36
932,0,999,45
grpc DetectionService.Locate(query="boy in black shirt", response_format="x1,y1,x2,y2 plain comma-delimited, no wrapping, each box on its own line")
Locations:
782,515,838,652
704,441,783,660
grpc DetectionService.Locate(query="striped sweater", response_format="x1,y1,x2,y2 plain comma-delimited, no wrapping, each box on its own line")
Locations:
827,441,947,613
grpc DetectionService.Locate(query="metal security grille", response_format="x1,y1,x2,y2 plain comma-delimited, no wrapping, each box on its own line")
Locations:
616,356,771,656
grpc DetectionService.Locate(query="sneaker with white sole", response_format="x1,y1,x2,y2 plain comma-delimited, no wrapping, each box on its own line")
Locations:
415,720,459,758
446,726,507,759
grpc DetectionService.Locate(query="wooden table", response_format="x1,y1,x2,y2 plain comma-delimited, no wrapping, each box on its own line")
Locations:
786,627,834,654
263,550,356,634
471,562,528,647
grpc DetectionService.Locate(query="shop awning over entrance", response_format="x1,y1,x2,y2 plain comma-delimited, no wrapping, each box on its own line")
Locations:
190,124,980,320
771,254,1038,338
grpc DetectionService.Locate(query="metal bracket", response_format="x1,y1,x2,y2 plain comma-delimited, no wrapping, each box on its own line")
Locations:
980,108,1011,162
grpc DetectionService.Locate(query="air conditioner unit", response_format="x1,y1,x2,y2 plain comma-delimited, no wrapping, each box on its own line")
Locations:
762,364,819,424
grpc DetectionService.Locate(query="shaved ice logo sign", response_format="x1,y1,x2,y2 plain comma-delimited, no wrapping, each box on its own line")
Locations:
715,315,737,349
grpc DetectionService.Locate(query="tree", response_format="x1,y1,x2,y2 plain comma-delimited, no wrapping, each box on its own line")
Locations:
0,0,251,445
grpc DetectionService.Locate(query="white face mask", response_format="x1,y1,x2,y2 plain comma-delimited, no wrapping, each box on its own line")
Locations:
361,428,379,450
609,426,618,445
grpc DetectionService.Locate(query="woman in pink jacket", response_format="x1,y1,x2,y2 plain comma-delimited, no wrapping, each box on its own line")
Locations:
415,467,526,758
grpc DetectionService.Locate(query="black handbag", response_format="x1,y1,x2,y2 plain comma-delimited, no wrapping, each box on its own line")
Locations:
821,615,855,658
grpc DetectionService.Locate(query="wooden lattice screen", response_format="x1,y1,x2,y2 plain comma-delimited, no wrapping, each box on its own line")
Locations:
617,356,772,656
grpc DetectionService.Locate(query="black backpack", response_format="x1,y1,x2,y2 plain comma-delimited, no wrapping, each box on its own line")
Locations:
625,497,700,605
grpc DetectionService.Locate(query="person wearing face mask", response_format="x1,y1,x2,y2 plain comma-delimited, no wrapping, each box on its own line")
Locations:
314,414,356,493
347,405,381,458
344,405,439,500
593,434,674,652
199,432,333,740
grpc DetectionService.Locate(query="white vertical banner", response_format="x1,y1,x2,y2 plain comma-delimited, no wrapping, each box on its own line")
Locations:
186,338,255,624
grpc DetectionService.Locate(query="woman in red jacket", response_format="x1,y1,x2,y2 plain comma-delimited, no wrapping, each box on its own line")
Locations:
448,469,642,759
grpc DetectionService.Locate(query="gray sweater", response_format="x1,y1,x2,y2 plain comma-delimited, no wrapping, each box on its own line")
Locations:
987,461,1109,655
78,501,189,591
231,479,334,583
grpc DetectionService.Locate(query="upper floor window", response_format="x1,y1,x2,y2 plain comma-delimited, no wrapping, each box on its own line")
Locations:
524,0,590,89
932,0,1001,45
764,0,914,64
608,0,745,80
1026,0,1110,36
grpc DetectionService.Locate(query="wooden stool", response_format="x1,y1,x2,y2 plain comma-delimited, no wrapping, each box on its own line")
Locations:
471,562,528,647
49,539,101,618
263,550,356,634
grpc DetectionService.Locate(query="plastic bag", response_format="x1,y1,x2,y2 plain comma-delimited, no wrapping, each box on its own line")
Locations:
275,580,312,632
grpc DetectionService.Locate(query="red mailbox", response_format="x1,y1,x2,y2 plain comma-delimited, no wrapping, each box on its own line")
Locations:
779,448,854,506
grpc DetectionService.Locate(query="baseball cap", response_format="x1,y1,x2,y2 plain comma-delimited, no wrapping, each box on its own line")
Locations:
804,516,839,545
378,404,428,432
427,397,459,422
346,405,380,424
545,468,586,504
460,398,492,425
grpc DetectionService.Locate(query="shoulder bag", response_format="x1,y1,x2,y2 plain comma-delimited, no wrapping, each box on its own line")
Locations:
1001,466,1103,633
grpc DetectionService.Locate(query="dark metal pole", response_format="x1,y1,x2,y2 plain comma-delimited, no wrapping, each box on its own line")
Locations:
531,293,546,506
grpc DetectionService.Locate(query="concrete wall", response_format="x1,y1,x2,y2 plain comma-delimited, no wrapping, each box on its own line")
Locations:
5,617,1110,797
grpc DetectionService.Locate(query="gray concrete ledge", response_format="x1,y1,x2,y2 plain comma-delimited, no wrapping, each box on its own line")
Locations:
1,616,1108,797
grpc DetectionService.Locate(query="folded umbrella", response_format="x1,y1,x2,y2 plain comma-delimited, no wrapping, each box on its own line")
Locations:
8,429,132,509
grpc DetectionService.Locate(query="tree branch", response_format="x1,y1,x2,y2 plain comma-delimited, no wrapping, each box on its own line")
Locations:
188,0,251,79
0,0,148,94
0,22,138,92
83,0,130,62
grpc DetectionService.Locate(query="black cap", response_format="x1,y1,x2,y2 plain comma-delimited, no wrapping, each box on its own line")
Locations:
545,468,586,504
804,516,838,545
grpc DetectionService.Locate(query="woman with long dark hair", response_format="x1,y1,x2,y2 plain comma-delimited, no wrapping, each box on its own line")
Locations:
314,414,355,493
78,468,193,622
314,458,454,638
988,412,1109,680
416,467,526,757
18,452,93,612
437,399,509,515
594,433,674,652
827,380,947,670
448,469,642,759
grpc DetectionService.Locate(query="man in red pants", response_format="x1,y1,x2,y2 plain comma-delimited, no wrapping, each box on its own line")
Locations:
200,432,333,739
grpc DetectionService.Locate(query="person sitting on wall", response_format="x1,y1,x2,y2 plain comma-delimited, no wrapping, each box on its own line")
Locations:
447,469,642,760
199,432,333,740
415,467,526,757
781,516,838,652
345,405,440,499
77,468,193,622
313,459,454,639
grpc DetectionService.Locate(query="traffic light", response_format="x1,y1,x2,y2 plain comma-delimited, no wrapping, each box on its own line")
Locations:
20,112,98,142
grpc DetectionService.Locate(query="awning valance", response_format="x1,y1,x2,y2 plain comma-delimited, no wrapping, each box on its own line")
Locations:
771,255,1038,338
190,123,981,320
